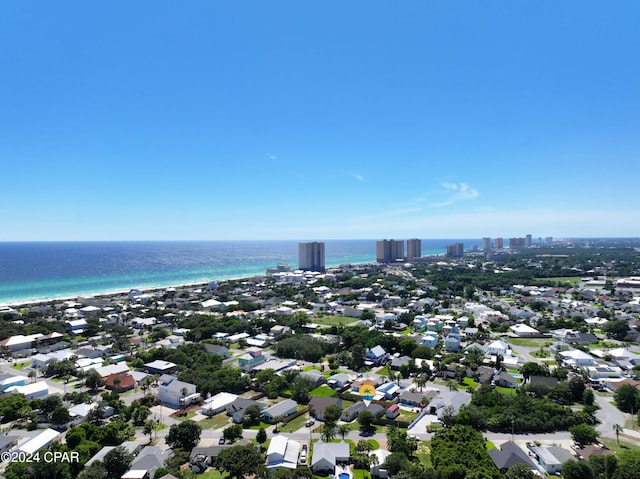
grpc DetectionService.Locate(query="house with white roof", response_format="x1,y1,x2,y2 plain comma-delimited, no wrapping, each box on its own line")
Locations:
6,381,49,400
509,324,540,337
201,392,239,416
0,373,25,392
559,349,596,368
266,434,302,470
486,340,510,357
14,428,60,455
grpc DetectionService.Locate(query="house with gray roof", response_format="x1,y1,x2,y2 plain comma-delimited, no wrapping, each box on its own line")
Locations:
311,440,350,474
341,402,384,423
488,441,536,474
309,396,342,421
261,399,298,423
157,376,199,408
365,345,387,366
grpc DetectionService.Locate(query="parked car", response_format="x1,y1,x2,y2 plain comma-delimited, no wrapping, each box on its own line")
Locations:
305,420,315,427
218,436,226,445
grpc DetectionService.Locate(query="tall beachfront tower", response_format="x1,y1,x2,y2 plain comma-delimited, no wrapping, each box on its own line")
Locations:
446,242,464,258
407,239,422,259
525,234,532,248
494,237,504,249
482,237,492,251
298,242,325,272
376,239,405,263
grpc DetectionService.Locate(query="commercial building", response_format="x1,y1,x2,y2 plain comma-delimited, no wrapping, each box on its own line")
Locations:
494,237,504,249
482,238,492,251
298,242,325,272
376,240,404,263
406,239,421,259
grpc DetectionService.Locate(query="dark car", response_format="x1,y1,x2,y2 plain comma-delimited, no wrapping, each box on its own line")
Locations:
218,436,226,445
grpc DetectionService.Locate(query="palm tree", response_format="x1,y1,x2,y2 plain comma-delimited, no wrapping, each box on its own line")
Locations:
321,423,336,442
613,423,623,444
338,424,351,441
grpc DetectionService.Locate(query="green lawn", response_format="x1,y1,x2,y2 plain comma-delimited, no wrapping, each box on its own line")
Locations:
352,469,371,479
534,276,582,287
174,411,197,421
507,338,554,348
304,365,321,372
377,366,390,376
486,440,496,450
198,413,231,430
495,386,518,395
284,413,311,432
310,385,337,398
600,437,640,453
10,362,28,370
314,315,359,326
462,377,479,390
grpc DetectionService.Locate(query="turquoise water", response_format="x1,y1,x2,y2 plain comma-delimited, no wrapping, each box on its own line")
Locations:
0,239,481,304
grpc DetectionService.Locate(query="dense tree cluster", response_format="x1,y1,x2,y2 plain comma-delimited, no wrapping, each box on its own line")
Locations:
430,425,500,479
456,385,586,432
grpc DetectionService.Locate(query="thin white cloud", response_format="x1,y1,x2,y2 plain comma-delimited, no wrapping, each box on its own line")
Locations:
353,174,365,182
268,154,277,161
432,182,479,207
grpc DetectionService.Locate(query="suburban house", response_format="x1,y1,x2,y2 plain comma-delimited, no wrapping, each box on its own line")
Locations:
530,445,574,475
201,392,238,416
144,360,177,375
266,434,302,470
6,381,48,400
365,346,387,366
203,343,230,358
341,402,384,423
0,373,26,392
261,399,298,423
488,442,537,474
238,349,267,372
157,376,199,408
386,404,400,419
509,324,540,337
124,445,171,479
311,440,350,474
559,349,596,367
486,340,510,357
65,319,88,334
104,372,136,392
309,397,342,421
444,333,461,352
327,373,353,389
225,397,264,424
299,370,326,386
494,372,518,389
15,428,60,455
421,333,438,348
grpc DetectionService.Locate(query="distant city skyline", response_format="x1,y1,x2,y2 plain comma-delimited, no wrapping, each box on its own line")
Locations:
2,2,639,241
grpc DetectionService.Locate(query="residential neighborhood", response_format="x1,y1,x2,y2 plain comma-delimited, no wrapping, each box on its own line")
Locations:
1,241,640,479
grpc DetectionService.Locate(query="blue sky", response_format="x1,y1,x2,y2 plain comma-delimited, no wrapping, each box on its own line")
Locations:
2,1,639,241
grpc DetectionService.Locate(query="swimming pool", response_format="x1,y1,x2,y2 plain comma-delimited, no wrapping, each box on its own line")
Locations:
339,473,350,479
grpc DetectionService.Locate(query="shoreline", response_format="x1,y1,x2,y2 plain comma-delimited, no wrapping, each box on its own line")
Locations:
0,260,387,309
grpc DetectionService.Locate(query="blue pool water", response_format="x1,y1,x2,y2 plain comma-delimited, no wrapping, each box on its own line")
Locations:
339,473,350,479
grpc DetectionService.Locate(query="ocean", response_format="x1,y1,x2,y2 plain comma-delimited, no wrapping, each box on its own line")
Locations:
0,239,483,305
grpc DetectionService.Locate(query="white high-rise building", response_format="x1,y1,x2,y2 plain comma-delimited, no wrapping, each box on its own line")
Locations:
298,242,325,272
